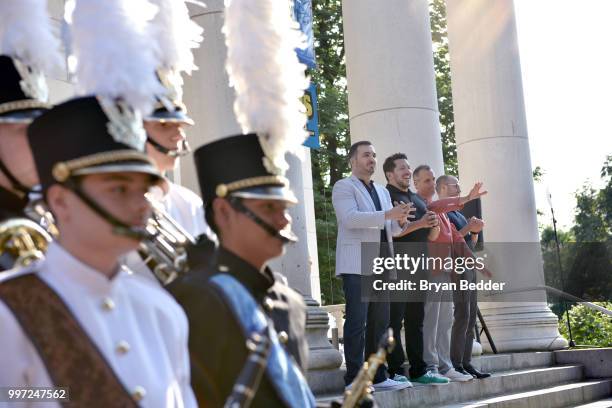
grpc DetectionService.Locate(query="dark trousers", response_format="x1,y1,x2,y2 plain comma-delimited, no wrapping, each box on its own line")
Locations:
342,274,390,385
388,300,428,379
450,269,478,367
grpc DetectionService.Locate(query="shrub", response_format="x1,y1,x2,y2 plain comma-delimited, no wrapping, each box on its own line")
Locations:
558,302,612,347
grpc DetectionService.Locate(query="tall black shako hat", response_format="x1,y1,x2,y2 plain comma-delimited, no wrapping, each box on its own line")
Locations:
0,0,60,124
194,134,297,205
28,96,163,240
194,134,298,243
29,96,162,191
0,56,50,123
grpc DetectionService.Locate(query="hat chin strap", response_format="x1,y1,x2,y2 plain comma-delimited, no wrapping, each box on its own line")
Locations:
0,159,32,197
64,179,151,241
228,196,297,244
147,137,191,158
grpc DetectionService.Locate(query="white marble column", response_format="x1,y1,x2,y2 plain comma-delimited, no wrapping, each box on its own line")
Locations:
342,0,444,183
269,149,322,303
182,1,342,392
445,0,567,352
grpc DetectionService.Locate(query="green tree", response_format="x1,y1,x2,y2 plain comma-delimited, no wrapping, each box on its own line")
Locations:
566,156,612,301
559,302,612,347
311,0,351,304
542,156,612,314
430,0,457,176
571,154,611,242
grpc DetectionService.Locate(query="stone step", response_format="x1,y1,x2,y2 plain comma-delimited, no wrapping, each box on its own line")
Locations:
372,365,584,407
470,351,555,373
312,350,556,397
438,379,612,408
572,398,612,408
316,365,585,407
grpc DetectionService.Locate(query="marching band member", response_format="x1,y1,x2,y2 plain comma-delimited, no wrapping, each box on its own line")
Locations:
170,134,315,407
0,0,62,270
168,0,317,405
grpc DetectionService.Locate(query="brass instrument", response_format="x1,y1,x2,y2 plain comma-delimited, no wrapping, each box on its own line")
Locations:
139,196,196,285
0,218,53,270
342,329,396,408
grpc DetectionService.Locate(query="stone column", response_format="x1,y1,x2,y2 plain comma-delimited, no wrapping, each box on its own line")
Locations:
445,0,567,352
269,149,322,304
182,1,343,393
342,0,445,184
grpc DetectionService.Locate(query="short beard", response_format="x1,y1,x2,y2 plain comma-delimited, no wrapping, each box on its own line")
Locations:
397,179,409,190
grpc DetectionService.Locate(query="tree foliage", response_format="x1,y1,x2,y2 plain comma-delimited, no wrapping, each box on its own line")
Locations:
542,156,612,316
310,0,351,304
430,0,457,176
558,302,612,347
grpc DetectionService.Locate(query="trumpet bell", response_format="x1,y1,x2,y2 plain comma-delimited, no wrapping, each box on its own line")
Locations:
138,197,196,285
0,218,53,269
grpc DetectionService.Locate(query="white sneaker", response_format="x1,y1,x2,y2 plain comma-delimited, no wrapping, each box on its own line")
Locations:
372,378,412,391
443,368,474,382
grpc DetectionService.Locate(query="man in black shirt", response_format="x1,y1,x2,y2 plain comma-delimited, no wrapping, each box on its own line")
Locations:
382,153,449,385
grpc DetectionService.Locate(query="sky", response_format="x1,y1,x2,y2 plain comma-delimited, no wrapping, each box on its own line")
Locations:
513,0,612,230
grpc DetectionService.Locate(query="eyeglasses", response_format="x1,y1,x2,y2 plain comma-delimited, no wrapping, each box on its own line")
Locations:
445,183,461,190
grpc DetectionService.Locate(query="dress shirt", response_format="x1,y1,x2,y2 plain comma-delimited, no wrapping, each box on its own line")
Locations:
359,179,387,243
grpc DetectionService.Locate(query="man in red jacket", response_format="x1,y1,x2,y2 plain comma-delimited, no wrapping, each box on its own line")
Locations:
413,165,487,383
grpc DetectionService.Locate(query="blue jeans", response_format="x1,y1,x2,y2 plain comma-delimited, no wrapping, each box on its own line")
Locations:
342,274,390,385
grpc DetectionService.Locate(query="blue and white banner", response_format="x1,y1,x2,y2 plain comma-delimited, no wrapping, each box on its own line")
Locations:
293,0,316,69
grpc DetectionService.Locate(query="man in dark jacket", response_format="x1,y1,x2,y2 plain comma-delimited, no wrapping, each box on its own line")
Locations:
168,134,316,408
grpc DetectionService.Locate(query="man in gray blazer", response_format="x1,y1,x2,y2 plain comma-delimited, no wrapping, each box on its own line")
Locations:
332,141,414,392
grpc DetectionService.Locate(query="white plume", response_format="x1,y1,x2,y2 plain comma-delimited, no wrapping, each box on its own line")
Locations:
149,0,204,74
71,0,164,115
223,0,309,175
0,0,63,74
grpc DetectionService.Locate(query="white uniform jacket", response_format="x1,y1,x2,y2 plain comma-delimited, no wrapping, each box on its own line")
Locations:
163,182,214,240
0,243,197,408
